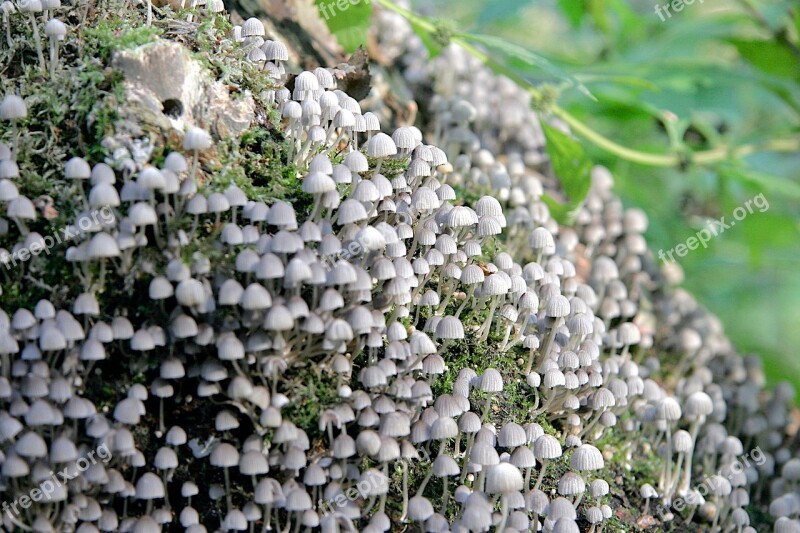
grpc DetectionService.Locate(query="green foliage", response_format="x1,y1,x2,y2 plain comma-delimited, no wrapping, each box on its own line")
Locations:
458,32,595,100
315,0,372,53
83,18,164,62
540,122,594,225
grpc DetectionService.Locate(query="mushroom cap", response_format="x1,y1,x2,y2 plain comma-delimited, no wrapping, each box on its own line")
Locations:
135,472,165,500
366,133,398,158
499,422,527,448
44,18,67,39
183,127,212,151
408,496,434,522
533,434,563,459
0,94,27,120
486,462,523,494
65,156,91,179
87,232,121,258
210,442,240,467
435,316,464,340
476,368,503,393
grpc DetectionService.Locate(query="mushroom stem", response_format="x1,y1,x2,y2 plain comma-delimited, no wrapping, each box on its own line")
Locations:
146,0,152,25
533,459,550,491
3,12,11,48
498,323,513,351
538,317,562,369
416,468,433,497
476,468,486,492
49,39,58,78
460,433,475,482
497,495,509,533
223,466,233,514
667,451,685,499
524,344,538,375
661,425,673,496
162,472,171,509
477,296,499,342
400,460,409,521
158,397,166,435
27,13,46,71
573,492,584,508
10,118,19,156
578,408,606,440
678,419,702,495
261,504,273,532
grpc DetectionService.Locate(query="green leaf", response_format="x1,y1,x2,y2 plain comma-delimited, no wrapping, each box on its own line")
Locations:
409,17,443,58
718,164,800,199
315,0,372,54
557,0,587,27
458,33,596,100
477,0,531,25
541,122,594,225
573,73,659,92
729,38,799,80
794,7,800,40
588,0,611,35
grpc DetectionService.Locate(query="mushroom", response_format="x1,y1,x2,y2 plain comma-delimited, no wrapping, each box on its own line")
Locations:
20,0,46,71
678,391,713,495
135,472,165,515
475,368,503,421
210,442,240,515
183,127,212,184
0,94,27,155
43,18,66,77
366,132,397,175
1,1,14,48
533,434,563,491
655,397,682,501
486,463,523,532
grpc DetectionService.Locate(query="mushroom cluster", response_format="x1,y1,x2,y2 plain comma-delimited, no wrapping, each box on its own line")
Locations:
0,1,797,532
1,0,67,77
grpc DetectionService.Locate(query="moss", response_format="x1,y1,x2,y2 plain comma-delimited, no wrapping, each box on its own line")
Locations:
367,155,409,177
208,125,310,211
82,18,163,63
182,12,279,108
0,7,164,313
281,361,340,442
452,180,492,208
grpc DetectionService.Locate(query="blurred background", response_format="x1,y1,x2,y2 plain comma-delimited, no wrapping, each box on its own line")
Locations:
407,0,800,387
